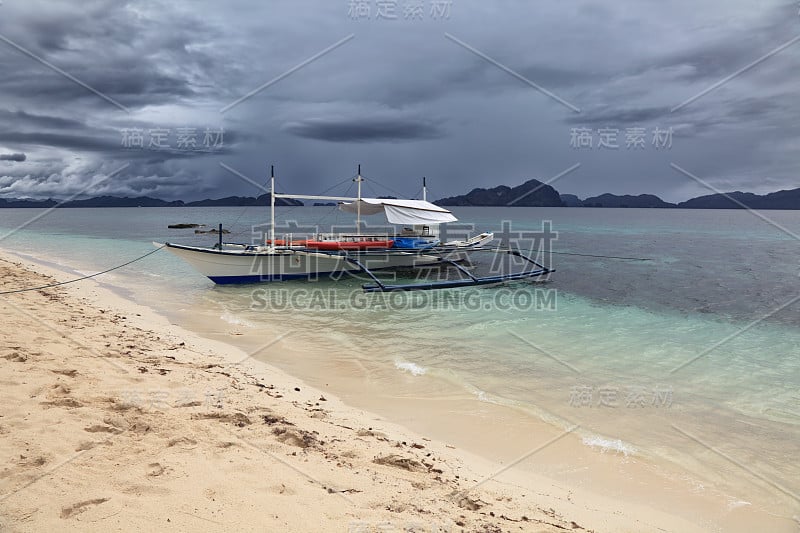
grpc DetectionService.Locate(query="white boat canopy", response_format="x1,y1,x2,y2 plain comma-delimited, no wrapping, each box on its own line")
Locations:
338,198,458,225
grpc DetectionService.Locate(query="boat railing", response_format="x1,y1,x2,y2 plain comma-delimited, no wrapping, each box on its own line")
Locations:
313,233,393,242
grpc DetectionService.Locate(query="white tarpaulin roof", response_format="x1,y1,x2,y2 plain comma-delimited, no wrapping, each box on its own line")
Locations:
339,198,458,225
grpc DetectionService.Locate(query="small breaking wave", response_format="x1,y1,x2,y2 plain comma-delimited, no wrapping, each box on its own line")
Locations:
582,435,636,457
471,388,503,406
395,360,427,376
726,499,751,510
220,311,255,328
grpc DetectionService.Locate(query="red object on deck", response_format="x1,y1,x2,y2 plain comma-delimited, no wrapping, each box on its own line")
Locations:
304,240,394,251
266,239,308,246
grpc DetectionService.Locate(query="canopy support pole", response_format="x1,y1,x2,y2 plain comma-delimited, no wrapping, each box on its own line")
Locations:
269,165,275,251
354,164,363,233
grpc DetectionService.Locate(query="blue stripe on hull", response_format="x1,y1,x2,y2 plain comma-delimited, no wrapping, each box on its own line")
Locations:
208,271,359,284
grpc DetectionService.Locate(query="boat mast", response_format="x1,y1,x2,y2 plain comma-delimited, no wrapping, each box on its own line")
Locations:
354,164,363,232
270,165,275,249
423,176,427,201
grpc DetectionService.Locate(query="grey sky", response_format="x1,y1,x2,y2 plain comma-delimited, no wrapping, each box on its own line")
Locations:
0,0,797,202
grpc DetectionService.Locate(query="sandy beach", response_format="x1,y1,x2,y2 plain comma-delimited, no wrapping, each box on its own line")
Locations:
0,251,783,533
4,0,800,529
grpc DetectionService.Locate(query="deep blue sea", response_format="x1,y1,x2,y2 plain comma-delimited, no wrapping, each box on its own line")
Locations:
1,205,798,519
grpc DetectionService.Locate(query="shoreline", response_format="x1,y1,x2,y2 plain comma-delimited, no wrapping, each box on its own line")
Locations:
0,249,792,532
172,293,798,531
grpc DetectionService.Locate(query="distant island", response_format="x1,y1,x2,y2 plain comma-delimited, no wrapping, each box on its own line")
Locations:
436,179,562,207
2,182,800,209
575,193,675,208
675,188,800,209
0,194,302,208
569,189,800,209
434,179,800,209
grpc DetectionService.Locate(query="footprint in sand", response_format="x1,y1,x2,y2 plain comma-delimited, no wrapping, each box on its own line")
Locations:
60,498,109,519
174,400,202,408
41,398,83,409
455,495,485,511
167,436,197,449
147,463,167,477
17,455,47,468
373,454,426,473
357,428,389,439
49,383,71,395
84,424,123,434
51,369,78,378
269,483,295,495
2,351,28,362
272,427,319,449
192,412,251,427
100,415,150,434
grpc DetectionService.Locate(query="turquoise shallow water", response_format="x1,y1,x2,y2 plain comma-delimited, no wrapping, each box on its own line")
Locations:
1,206,798,514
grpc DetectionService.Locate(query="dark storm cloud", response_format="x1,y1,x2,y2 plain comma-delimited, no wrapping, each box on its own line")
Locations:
281,117,445,143
565,106,672,126
646,41,762,85
561,97,789,132
707,96,792,126
0,132,119,152
0,106,238,162
1,68,197,106
0,110,85,130
0,0,798,202
0,0,222,111
646,3,800,85
0,153,26,162
517,65,603,89
0,130,234,160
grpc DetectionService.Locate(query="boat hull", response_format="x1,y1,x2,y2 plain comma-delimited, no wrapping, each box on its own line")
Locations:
162,243,441,284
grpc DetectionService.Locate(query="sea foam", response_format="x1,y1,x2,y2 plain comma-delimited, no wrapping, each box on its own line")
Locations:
220,311,255,328
582,435,636,457
395,360,427,376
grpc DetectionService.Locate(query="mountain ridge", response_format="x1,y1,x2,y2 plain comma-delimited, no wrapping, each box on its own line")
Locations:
2,183,800,209
435,178,563,207
0,194,302,208
581,193,675,208
435,178,800,209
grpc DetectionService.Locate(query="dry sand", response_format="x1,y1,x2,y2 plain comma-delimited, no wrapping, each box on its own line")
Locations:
0,253,724,532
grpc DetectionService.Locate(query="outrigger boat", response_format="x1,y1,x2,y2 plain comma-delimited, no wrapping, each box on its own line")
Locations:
161,166,553,292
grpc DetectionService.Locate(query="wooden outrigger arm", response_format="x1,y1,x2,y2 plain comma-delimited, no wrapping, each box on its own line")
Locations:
339,249,554,292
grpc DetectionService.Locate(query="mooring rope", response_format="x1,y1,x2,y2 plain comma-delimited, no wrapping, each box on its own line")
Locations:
0,244,166,295
547,250,652,261
447,246,652,261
